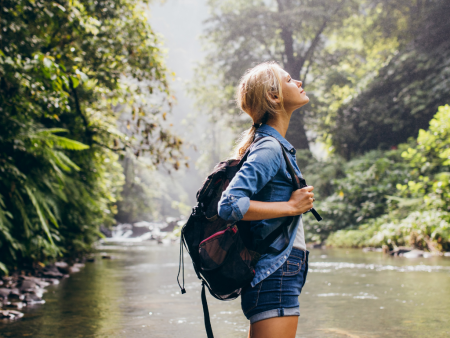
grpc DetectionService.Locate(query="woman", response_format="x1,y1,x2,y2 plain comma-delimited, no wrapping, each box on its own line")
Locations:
217,62,314,338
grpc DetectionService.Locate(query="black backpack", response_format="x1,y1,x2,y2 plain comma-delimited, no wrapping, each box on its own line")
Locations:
177,137,321,338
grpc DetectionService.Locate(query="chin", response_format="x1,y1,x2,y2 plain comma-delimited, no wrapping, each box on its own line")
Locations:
299,96,310,107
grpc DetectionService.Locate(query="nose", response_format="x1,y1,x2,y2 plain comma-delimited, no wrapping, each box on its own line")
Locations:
296,80,302,88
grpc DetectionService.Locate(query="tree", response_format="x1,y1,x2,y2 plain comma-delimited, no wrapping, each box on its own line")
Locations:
194,0,359,151
0,0,183,271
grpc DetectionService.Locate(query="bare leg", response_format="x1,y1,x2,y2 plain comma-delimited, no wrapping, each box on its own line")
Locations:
247,316,298,338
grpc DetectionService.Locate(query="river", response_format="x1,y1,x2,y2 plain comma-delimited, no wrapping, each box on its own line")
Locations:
1,241,449,337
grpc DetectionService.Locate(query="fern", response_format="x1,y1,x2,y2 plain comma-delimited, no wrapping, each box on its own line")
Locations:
28,129,90,151
25,186,55,245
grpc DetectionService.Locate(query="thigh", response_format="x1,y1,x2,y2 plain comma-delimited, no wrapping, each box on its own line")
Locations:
248,316,298,338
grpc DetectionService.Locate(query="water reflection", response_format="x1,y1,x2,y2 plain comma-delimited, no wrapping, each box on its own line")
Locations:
1,243,449,337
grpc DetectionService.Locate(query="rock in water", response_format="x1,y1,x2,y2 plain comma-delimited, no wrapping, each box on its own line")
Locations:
41,267,64,278
18,280,37,293
9,310,24,318
403,249,425,258
55,261,70,274
1,310,24,319
8,302,25,310
0,288,11,299
24,293,45,305
8,288,25,301
389,247,413,256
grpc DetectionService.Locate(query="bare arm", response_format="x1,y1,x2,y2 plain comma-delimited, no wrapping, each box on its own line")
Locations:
241,186,315,221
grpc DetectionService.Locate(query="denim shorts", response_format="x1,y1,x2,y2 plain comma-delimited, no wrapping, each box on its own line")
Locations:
241,248,309,324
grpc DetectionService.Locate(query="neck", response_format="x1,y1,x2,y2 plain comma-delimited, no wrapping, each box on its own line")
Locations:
266,111,292,138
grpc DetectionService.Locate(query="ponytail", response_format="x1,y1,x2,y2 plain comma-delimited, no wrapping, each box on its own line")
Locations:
232,113,269,159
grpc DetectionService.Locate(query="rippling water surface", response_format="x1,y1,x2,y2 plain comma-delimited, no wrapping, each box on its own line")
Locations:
1,242,449,337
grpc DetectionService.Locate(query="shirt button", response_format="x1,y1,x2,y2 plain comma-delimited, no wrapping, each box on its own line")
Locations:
284,256,287,259
230,196,234,200
290,149,294,154
267,271,270,275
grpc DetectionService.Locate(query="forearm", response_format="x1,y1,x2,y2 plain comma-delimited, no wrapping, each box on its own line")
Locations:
241,200,295,221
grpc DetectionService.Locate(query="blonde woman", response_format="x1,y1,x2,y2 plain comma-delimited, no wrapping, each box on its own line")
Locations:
218,62,314,338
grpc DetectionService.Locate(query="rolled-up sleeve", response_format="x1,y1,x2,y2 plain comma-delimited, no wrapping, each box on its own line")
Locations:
217,138,282,222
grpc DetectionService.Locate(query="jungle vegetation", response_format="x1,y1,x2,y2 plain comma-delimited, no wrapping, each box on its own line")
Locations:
0,0,185,273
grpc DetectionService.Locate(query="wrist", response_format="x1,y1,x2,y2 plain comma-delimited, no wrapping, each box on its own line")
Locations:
285,201,297,217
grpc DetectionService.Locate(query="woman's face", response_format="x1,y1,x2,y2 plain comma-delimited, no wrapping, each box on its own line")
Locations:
278,68,309,113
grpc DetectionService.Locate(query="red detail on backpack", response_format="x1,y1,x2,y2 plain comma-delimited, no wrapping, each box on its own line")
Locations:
199,226,236,246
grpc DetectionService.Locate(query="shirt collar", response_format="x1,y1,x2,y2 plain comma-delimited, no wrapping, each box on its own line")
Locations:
256,124,296,155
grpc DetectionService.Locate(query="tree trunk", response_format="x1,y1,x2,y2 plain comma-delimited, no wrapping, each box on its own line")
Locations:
277,0,309,150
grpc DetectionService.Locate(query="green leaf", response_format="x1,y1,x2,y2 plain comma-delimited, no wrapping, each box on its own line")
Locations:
52,136,89,150
0,262,9,276
25,186,54,245
71,76,80,88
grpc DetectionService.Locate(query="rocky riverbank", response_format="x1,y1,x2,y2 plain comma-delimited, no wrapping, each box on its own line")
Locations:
0,261,87,320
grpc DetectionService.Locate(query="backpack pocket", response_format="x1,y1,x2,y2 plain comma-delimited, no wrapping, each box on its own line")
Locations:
199,225,255,295
199,226,237,271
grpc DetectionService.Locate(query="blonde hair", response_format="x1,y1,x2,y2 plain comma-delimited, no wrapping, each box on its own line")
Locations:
232,62,285,158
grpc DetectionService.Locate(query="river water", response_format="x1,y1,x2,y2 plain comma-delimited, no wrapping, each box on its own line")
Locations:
1,241,449,337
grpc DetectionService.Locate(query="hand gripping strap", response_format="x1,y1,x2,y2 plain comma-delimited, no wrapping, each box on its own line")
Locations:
280,145,322,222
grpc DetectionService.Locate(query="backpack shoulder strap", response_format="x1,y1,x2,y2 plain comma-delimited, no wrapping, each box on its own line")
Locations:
279,145,301,190
237,135,267,169
277,141,323,222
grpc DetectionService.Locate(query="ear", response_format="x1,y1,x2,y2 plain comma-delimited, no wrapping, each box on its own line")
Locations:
268,92,281,103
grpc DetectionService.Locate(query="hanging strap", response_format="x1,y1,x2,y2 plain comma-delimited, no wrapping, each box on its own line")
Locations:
201,282,214,338
177,232,186,294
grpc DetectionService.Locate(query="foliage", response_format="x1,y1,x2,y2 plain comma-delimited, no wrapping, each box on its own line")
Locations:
0,0,183,271
302,147,411,242
322,0,450,158
327,211,450,252
325,105,450,251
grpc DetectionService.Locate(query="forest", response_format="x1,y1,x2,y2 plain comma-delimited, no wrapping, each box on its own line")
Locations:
1,0,449,274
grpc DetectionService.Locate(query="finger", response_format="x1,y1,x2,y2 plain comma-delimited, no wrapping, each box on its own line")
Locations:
301,186,314,192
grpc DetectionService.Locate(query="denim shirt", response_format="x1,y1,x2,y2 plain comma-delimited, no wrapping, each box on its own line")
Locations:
217,124,303,287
